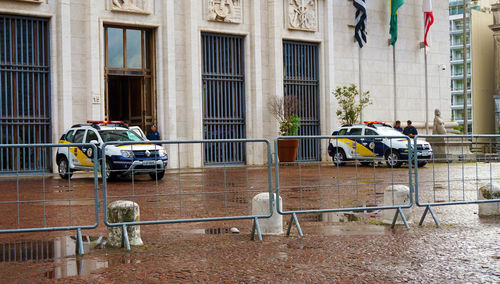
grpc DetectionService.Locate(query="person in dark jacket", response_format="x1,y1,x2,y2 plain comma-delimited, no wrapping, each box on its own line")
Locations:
146,124,161,141
403,120,418,138
394,120,403,132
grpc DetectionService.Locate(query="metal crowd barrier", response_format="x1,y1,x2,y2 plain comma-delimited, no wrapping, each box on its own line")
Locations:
414,134,500,227
0,143,100,255
274,135,414,236
102,139,273,250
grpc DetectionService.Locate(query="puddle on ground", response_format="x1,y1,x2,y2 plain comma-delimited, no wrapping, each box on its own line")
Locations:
307,223,391,236
0,235,111,279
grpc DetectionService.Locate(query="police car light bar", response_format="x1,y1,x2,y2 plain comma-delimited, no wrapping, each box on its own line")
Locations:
86,120,123,124
363,121,387,125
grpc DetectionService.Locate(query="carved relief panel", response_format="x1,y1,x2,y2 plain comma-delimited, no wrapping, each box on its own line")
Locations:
206,0,242,24
111,0,151,15
13,0,43,3
287,0,317,32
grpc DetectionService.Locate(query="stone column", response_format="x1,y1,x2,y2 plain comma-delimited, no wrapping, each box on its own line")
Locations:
264,0,284,142
246,0,265,165
159,0,179,168
88,0,103,120
184,0,203,168
322,0,336,161
56,0,73,130
491,4,500,96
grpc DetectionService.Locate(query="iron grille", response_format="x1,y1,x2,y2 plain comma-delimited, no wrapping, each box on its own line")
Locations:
202,33,246,164
283,40,320,161
0,15,51,172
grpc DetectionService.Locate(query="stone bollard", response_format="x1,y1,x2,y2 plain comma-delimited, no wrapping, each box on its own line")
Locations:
252,193,283,235
382,185,412,225
107,200,143,247
478,183,500,216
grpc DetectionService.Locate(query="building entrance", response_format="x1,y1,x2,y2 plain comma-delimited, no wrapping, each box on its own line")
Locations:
104,26,154,132
107,76,153,131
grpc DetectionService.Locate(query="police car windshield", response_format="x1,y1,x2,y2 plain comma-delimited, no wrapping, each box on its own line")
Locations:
376,127,405,136
98,130,144,142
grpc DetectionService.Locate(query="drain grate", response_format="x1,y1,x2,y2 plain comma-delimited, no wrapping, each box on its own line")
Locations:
204,228,230,235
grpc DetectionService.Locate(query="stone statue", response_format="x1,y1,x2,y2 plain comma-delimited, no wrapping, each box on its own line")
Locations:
432,108,447,134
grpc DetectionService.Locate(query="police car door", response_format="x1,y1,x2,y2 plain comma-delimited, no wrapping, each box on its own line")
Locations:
347,128,363,159
362,128,382,158
70,129,86,168
82,129,99,167
129,126,147,140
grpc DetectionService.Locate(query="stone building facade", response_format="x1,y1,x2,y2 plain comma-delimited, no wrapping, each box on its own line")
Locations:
0,0,451,167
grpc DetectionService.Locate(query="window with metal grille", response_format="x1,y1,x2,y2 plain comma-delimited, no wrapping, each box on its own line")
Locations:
201,33,246,165
283,40,320,161
0,15,51,172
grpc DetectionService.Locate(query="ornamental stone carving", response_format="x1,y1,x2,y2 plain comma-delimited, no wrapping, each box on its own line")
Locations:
111,0,151,15
14,0,43,3
206,0,242,24
287,0,317,32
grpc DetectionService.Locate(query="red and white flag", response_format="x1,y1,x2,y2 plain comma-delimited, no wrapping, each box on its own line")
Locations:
423,0,434,46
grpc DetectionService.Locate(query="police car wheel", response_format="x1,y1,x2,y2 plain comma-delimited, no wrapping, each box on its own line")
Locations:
104,159,117,181
385,150,402,168
58,157,72,179
332,149,346,166
149,170,165,180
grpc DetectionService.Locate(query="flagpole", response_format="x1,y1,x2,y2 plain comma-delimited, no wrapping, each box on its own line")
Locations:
424,44,429,134
359,47,363,122
393,44,397,122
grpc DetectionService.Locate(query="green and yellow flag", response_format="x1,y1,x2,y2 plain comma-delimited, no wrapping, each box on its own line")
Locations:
389,0,405,45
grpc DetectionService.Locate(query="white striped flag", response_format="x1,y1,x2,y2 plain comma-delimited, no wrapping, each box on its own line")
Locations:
423,0,434,47
353,0,367,48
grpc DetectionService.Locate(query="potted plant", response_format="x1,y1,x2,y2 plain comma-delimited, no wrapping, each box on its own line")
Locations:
270,95,301,162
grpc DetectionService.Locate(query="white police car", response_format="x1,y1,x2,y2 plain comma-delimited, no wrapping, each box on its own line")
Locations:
56,121,168,181
328,122,432,168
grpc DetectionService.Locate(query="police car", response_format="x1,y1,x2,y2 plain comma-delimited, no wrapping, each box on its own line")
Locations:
56,121,168,181
328,122,433,168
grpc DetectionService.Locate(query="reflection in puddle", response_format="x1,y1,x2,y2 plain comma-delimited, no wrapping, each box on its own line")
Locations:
310,224,390,236
0,236,110,279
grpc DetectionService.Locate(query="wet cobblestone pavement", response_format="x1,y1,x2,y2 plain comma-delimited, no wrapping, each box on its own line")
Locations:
0,163,499,282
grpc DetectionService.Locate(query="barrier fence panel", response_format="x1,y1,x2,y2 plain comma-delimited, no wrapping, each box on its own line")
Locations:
102,139,273,250
414,134,500,227
0,143,100,255
275,135,415,236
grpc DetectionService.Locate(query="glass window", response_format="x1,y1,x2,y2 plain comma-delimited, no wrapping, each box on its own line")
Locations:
338,129,347,135
365,129,378,136
108,28,124,68
85,130,98,143
145,30,151,69
126,29,142,68
348,128,362,136
65,130,75,142
73,130,86,143
98,130,144,142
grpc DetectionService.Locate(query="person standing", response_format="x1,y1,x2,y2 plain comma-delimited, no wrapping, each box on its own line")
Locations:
403,120,418,138
394,120,403,132
146,124,161,141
